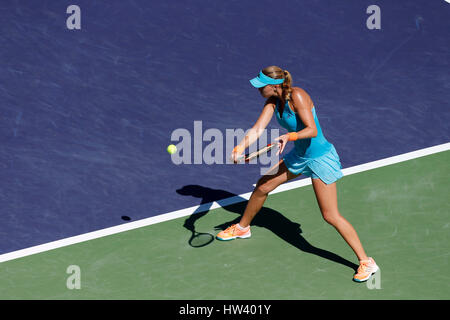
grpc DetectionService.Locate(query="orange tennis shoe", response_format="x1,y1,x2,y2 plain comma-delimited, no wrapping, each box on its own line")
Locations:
216,224,251,241
353,257,379,282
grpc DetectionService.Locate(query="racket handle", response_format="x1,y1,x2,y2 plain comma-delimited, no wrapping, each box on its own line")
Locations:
235,154,245,163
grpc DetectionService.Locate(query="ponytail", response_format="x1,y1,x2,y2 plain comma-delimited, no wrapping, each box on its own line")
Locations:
281,69,292,102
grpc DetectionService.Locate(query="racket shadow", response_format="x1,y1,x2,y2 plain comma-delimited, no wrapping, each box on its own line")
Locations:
177,184,358,271
177,185,237,248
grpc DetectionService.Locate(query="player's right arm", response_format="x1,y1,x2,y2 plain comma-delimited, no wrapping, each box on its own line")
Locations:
231,97,276,162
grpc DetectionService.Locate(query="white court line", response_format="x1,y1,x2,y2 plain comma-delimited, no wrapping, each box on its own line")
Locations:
0,142,449,264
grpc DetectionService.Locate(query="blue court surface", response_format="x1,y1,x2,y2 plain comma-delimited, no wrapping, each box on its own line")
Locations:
0,0,449,300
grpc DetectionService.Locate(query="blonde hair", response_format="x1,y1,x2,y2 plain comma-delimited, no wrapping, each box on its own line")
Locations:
261,66,293,102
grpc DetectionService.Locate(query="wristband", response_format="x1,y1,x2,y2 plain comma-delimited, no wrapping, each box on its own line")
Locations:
287,132,298,141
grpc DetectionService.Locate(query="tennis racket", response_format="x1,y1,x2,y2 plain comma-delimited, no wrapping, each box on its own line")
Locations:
236,142,278,163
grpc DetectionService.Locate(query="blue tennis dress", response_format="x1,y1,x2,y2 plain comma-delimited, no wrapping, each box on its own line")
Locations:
275,98,343,184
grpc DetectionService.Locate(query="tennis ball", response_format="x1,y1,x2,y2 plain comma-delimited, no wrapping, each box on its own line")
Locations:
167,144,177,154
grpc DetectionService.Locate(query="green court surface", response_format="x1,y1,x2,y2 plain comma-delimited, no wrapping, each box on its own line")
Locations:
0,151,449,299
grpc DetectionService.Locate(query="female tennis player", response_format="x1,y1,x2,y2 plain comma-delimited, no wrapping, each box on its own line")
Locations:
216,66,378,282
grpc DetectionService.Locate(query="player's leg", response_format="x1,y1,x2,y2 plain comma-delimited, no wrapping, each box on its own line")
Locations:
216,160,299,240
311,177,368,261
238,159,299,228
311,177,379,281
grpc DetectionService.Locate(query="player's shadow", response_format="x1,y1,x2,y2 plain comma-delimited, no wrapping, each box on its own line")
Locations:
177,184,358,271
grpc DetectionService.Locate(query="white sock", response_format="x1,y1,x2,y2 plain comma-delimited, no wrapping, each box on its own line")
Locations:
237,223,249,230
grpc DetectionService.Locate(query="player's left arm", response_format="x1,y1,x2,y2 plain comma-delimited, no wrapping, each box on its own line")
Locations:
274,88,318,155
290,88,318,139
